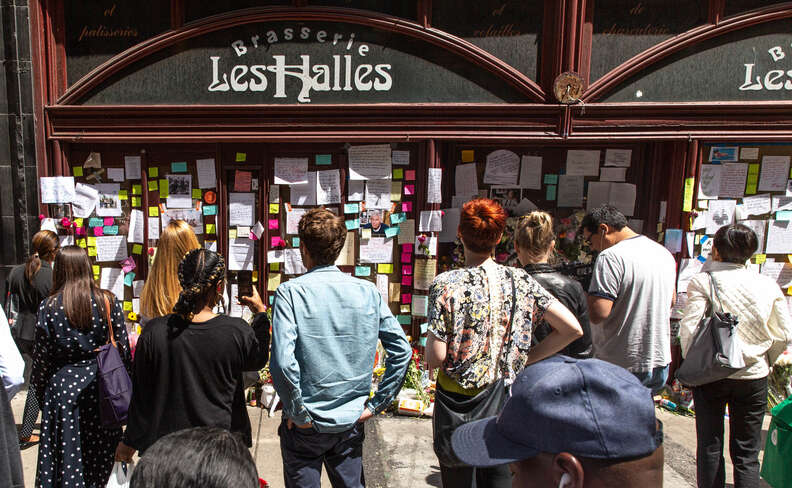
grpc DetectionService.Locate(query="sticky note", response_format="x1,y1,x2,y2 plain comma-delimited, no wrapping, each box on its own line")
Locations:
748,163,760,175
235,152,247,162
124,272,136,287
267,273,281,292
391,182,402,201
345,219,360,230
401,275,412,286
378,264,394,274
344,203,359,214
461,150,474,162
745,183,757,195
404,184,415,195
402,265,412,275
401,253,412,264
192,189,202,199
148,167,158,178
270,262,280,271
87,247,97,257
103,217,114,226
132,184,142,195
123,301,133,312
682,177,694,212
92,265,100,276
405,170,416,181
148,181,158,191
315,154,332,165
361,228,372,240
89,218,103,227
201,204,217,216
78,239,87,248
103,225,119,235
130,197,140,207
170,162,186,173
74,218,84,227
419,336,427,347
402,243,414,253
754,254,766,264
118,190,128,200
777,210,792,221
420,323,428,334
269,296,274,305
132,244,143,254
269,203,279,214
271,236,285,247
402,202,412,212
268,219,279,230
149,206,159,217
206,223,216,234
384,227,400,238
94,227,104,236
397,315,412,325
546,185,557,200
401,293,412,304
159,179,169,197
354,266,371,277
393,169,403,180
72,166,83,177
229,229,237,239
401,305,411,314
390,212,406,224
292,237,300,247
543,174,559,184
88,238,98,248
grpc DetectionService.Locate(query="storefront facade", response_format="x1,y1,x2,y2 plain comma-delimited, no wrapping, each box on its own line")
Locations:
23,1,792,342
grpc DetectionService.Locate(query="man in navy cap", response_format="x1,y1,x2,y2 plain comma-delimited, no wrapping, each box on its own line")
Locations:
451,356,664,488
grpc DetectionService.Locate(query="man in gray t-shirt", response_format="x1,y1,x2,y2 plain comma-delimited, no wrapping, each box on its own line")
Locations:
581,205,676,394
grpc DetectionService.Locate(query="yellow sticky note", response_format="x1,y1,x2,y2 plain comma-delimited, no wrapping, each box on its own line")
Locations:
746,182,758,195
159,179,169,197
461,150,474,162
267,273,281,291
656,222,663,233
148,167,158,178
132,244,143,255
88,247,97,257
229,229,237,239
252,271,258,283
391,181,402,201
269,203,279,214
78,238,87,248
236,152,247,162
270,262,280,272
74,218,84,228
754,254,766,264
131,197,141,207
148,181,158,191
694,234,701,245
746,174,758,185
92,265,100,275
682,177,694,212
206,223,216,234
73,166,83,177
132,184,142,195
787,254,792,263
377,264,394,274
787,286,792,296
87,237,97,247
149,206,159,217
192,189,202,199
118,190,128,200
123,301,133,311
748,163,760,175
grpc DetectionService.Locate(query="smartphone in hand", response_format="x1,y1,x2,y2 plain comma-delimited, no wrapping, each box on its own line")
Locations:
238,270,253,298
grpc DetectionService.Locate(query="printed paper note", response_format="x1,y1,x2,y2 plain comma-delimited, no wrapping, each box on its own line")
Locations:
196,158,216,189
359,237,394,264
229,193,255,226
365,180,392,210
228,238,254,271
585,182,636,216
483,150,520,185
604,149,631,167
284,248,307,274
455,163,479,197
398,219,415,245
274,158,309,185
427,168,442,203
166,175,193,209
348,180,364,201
556,175,584,208
519,155,542,189
148,217,160,240
128,209,144,244
414,259,437,290
719,163,748,198
291,171,317,206
742,193,771,216
600,167,627,182
392,150,410,166
348,144,392,180
40,177,75,204
96,235,128,262
759,156,791,192
706,199,736,234
566,150,600,176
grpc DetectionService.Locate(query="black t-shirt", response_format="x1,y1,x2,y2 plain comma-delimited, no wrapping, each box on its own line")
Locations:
124,312,270,453
5,262,52,344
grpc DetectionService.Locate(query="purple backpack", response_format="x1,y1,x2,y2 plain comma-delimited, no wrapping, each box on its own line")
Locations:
96,294,132,428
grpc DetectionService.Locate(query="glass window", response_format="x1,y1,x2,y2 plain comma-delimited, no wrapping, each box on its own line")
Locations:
185,1,291,23
590,0,707,81
307,1,417,20
431,0,543,81
65,1,171,86
725,1,788,18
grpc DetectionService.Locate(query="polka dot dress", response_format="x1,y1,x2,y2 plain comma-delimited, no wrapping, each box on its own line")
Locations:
30,293,132,488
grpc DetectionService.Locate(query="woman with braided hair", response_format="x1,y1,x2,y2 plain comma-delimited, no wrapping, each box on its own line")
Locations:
115,249,270,462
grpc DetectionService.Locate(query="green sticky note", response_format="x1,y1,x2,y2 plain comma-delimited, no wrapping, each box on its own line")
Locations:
682,177,695,212
148,167,158,178
124,272,136,287
192,189,202,199
420,323,428,334
203,204,217,216
171,162,187,173
378,264,394,274
73,166,83,177
292,237,300,247
103,225,119,235
118,190,129,201
345,219,360,230
746,182,758,195
131,197,141,207
393,168,403,180
132,184,142,195
777,210,792,221
546,185,557,200
543,174,559,184
148,181,158,191
315,154,332,165
88,218,103,227
354,266,371,277
344,203,359,214
236,152,246,162
396,315,412,325
746,174,759,185
390,212,406,224
206,223,216,234
270,262,280,272
419,336,427,347
159,179,169,197
269,295,274,305
132,244,143,255
384,226,400,238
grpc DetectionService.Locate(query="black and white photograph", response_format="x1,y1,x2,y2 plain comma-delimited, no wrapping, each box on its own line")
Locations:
166,174,193,208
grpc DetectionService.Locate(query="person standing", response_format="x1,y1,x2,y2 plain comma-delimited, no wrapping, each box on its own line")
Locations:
426,199,582,488
32,246,132,487
514,211,592,359
680,224,792,488
0,308,24,488
581,204,676,394
5,229,59,444
270,208,411,488
116,249,270,460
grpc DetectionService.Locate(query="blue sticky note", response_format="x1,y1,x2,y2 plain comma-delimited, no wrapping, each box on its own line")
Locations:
344,203,359,214
354,266,371,277
384,226,400,238
777,210,792,221
171,162,188,173
697,255,707,263
103,225,119,235
419,336,427,347
345,219,360,230
420,323,428,334
292,237,300,247
396,315,412,325
269,295,274,305
89,217,103,228
390,212,406,224
124,272,135,287
546,185,557,200
316,154,332,165
700,235,709,244
203,204,218,216
543,174,559,184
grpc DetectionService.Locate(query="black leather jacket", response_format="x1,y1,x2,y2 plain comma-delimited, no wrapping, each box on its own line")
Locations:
523,263,593,359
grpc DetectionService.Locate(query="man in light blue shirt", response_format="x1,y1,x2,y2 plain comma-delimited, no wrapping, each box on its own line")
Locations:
271,208,411,488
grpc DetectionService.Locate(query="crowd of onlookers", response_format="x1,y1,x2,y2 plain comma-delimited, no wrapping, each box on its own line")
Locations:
0,200,789,488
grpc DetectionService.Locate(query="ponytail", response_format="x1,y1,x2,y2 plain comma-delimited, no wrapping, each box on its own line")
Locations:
173,249,226,320
26,230,59,283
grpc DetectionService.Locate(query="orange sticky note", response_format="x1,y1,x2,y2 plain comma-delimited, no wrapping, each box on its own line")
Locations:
461,150,474,162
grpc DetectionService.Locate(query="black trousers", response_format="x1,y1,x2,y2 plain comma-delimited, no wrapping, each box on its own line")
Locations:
439,463,511,488
692,377,767,488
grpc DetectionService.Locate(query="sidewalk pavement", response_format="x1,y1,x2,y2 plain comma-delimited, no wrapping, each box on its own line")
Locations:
11,390,773,487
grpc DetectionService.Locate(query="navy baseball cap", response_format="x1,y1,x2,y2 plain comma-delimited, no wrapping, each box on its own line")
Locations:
451,356,662,467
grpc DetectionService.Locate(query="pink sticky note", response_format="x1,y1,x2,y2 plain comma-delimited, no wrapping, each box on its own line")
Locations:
402,265,412,275
93,227,104,236
268,219,279,230
402,202,412,212
401,275,412,286
271,236,285,248
401,253,412,264
405,170,416,181
75,227,86,236
120,257,136,273
103,217,114,226
404,184,415,195
401,293,412,304
401,243,414,254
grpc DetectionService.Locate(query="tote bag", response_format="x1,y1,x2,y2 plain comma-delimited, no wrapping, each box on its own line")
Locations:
96,294,133,428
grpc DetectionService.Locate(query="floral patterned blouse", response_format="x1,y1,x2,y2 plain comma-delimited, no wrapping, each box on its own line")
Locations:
428,259,556,390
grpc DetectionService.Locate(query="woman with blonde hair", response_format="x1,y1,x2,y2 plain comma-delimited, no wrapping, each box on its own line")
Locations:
514,211,592,359
140,220,200,320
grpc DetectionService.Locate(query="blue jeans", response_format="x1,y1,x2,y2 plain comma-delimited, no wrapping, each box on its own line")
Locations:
278,418,365,488
632,365,669,395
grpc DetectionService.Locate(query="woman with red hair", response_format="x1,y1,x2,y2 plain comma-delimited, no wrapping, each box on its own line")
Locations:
426,199,582,488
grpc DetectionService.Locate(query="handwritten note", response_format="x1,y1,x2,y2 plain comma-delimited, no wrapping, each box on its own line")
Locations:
348,144,392,180
427,168,443,203
556,175,585,208
348,180,364,201
419,210,443,232
72,183,99,218
228,238,254,271
229,192,255,226
398,219,415,245
96,235,128,262
483,150,520,185
698,165,721,199
455,163,479,197
365,180,392,210
286,207,307,235
759,156,791,192
284,248,307,275
706,199,736,235
519,155,542,189
100,268,125,299
274,158,309,185
414,259,437,290
742,193,771,216
604,149,631,167
566,150,600,176
719,163,748,198
196,158,216,189
359,237,394,264
291,171,317,206
40,177,75,203
392,150,410,166
128,209,144,244
317,169,341,205
739,219,766,252
600,167,627,182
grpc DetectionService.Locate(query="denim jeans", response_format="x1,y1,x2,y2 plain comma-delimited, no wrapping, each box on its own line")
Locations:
632,364,670,395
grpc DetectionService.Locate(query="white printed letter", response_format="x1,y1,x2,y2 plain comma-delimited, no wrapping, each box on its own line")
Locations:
231,40,247,57
768,46,785,62
739,64,762,91
208,56,230,92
